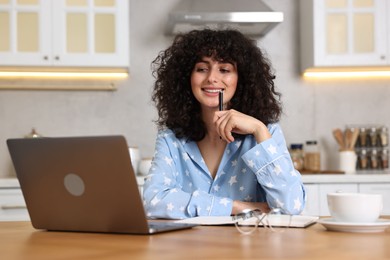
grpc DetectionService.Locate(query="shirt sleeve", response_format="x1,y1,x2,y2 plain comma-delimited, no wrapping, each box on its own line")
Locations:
241,124,306,215
142,130,233,219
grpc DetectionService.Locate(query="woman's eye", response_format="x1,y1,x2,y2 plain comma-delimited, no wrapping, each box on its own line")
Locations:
195,67,208,72
220,68,230,73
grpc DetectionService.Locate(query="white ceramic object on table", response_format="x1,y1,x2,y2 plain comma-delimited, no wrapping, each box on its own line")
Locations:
138,158,152,176
128,147,140,175
327,192,383,223
317,218,390,233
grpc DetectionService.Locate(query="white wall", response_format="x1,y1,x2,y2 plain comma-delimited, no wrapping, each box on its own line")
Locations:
1,0,389,177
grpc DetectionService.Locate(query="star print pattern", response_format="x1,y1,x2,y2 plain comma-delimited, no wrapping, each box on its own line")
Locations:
228,176,237,186
273,165,282,175
143,124,306,219
219,198,229,206
164,156,173,166
294,197,302,211
267,144,277,155
182,153,190,161
163,177,172,186
231,160,238,167
167,203,174,211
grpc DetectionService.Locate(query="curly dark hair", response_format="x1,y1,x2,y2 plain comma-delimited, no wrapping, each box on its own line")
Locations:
151,29,282,141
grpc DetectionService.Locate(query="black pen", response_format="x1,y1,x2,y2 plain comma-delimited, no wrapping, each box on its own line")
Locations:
219,90,223,111
218,90,223,140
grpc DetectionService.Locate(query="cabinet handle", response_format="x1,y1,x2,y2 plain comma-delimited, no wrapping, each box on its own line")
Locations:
43,55,49,60
55,56,60,60
380,55,386,60
1,205,27,210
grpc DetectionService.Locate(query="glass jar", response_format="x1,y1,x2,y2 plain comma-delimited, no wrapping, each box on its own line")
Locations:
369,127,378,147
379,126,389,147
369,149,379,170
357,149,368,170
304,140,321,172
358,127,368,147
289,144,304,171
380,148,389,169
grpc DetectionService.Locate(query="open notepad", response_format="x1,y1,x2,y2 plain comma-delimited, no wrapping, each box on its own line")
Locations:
175,215,319,228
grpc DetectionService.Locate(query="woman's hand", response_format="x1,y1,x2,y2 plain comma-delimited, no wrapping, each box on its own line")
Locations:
214,109,271,143
231,201,270,215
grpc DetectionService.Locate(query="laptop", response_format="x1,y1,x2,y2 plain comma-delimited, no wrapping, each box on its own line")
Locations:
7,135,196,234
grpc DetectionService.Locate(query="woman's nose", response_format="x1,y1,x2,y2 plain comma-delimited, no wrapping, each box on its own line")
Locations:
207,69,219,83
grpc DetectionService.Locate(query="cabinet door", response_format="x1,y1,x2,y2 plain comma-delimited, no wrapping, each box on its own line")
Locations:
0,0,128,67
320,0,387,66
301,184,320,216
0,0,52,66
359,183,390,215
301,0,388,69
318,184,358,216
52,0,129,67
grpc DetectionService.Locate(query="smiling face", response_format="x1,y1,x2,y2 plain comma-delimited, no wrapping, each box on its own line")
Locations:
191,56,238,110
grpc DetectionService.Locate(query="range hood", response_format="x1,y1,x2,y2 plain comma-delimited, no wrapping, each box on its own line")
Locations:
165,0,284,36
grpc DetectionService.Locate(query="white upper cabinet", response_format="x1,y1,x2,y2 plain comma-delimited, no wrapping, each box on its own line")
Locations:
0,0,129,67
300,0,388,71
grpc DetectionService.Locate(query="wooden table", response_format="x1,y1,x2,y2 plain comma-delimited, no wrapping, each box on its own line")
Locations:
1,221,389,259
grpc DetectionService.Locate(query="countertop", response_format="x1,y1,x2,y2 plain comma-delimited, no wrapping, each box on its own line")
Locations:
301,171,390,184
0,178,20,188
1,220,390,259
1,171,390,188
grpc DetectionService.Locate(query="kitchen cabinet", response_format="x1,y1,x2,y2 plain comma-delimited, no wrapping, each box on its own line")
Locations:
0,188,29,221
301,184,320,216
302,183,358,216
0,0,128,67
359,183,390,215
300,0,388,71
303,181,390,216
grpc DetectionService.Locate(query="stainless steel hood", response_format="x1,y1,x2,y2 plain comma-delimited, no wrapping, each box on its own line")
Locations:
165,0,284,36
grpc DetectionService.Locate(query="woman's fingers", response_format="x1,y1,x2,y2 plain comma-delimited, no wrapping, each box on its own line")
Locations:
215,109,269,143
215,119,231,142
215,110,244,142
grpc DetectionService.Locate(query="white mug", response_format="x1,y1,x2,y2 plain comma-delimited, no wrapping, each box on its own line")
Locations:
339,150,357,174
129,147,140,175
327,192,383,223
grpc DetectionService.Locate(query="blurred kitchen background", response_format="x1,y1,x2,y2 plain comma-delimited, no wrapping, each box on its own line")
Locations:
1,0,389,177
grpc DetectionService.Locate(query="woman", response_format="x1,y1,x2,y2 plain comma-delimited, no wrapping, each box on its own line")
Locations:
143,29,305,219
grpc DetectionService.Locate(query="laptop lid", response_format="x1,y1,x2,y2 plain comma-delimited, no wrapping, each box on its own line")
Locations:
7,136,195,234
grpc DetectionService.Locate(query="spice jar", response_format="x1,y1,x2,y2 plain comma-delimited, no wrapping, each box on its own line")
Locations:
304,140,321,172
289,144,304,171
358,127,368,147
357,149,368,170
369,127,378,147
369,149,379,169
379,126,388,147
380,148,389,169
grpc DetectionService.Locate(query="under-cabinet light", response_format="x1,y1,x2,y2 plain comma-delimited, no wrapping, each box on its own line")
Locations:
0,71,128,79
303,68,390,79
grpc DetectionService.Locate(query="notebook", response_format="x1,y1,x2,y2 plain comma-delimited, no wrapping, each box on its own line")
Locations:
175,215,319,228
7,135,196,235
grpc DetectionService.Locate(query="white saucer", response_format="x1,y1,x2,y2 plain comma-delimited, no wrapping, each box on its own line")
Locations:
318,218,390,233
